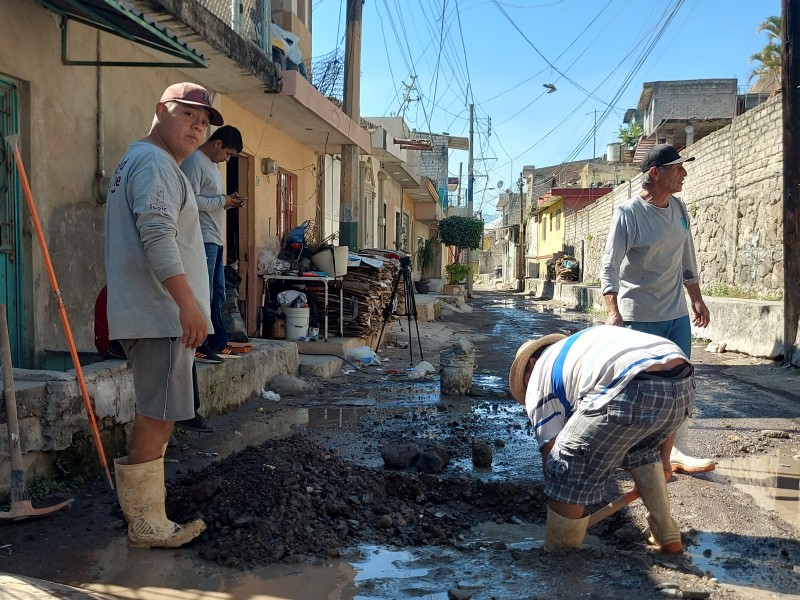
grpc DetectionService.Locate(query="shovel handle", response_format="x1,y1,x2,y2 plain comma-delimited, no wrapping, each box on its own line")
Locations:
588,489,641,528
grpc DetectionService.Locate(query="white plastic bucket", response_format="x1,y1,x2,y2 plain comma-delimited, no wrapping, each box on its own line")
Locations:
283,306,310,341
311,246,349,277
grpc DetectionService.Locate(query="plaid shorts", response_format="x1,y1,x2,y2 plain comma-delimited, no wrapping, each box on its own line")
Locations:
544,374,694,505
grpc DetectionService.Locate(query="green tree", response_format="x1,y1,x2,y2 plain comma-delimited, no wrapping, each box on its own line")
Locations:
749,15,782,92
438,215,483,264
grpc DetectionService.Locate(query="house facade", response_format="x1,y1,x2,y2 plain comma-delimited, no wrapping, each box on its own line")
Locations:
532,187,611,278
0,0,368,367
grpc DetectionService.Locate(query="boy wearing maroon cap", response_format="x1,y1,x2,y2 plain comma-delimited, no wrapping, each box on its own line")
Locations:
104,82,222,547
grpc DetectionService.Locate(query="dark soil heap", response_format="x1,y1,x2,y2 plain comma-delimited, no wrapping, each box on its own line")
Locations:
167,433,547,568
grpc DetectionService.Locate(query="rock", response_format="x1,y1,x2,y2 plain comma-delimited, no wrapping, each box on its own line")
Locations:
268,373,316,396
381,442,421,469
761,429,790,439
705,341,726,353
417,442,451,473
448,588,473,600
682,591,711,599
472,440,493,468
191,479,221,503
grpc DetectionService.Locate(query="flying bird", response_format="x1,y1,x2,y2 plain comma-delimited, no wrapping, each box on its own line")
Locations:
543,83,557,93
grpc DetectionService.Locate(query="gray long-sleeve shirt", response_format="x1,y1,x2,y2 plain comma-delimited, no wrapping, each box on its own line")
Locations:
599,194,700,322
104,141,212,339
180,149,226,245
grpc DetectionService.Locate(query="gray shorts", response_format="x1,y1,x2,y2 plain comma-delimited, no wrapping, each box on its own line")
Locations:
121,338,195,422
545,374,694,505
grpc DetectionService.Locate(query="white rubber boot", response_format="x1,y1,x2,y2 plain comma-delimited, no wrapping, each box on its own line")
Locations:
630,462,683,553
671,419,715,473
544,507,589,552
114,456,206,548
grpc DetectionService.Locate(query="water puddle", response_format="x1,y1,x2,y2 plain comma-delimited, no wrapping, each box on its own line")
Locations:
715,448,800,528
83,541,447,600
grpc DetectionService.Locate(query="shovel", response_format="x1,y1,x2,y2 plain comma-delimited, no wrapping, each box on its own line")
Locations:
588,489,641,527
0,304,73,520
588,468,673,527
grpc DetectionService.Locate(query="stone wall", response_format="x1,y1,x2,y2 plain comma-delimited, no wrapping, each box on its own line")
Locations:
566,96,783,296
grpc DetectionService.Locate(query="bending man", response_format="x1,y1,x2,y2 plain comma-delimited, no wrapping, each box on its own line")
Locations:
509,325,694,552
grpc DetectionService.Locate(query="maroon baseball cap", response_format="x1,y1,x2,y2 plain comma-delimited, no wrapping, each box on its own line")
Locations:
159,82,224,126
640,144,694,172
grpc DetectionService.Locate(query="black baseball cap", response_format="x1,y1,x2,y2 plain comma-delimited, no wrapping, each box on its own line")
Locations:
640,144,695,172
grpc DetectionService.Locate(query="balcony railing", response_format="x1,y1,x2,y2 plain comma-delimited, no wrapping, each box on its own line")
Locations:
196,0,270,54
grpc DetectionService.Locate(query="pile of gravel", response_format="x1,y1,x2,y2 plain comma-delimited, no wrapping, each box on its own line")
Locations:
167,432,547,568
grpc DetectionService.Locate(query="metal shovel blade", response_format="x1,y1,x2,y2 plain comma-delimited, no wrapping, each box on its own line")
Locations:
0,498,74,521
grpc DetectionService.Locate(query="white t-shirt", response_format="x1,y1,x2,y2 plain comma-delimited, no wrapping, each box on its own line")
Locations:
525,325,687,449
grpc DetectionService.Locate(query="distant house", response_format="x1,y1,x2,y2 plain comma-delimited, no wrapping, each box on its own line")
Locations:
627,79,739,163
532,188,611,278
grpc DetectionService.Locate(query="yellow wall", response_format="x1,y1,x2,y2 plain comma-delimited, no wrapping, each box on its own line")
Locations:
537,200,566,259
218,97,318,248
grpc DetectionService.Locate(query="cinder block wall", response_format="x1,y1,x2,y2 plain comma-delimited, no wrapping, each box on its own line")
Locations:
566,96,783,296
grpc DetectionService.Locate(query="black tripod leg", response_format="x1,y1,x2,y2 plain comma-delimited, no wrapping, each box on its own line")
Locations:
374,269,402,353
407,275,424,361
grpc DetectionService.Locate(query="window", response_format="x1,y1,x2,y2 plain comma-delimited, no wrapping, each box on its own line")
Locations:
555,209,562,231
276,170,296,241
541,217,547,241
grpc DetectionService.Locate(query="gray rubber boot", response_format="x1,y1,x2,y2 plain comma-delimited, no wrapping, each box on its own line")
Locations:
544,507,589,552
671,419,715,473
630,462,683,553
114,456,206,548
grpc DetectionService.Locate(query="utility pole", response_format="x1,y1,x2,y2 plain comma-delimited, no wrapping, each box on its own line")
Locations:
466,103,474,298
516,172,525,288
783,0,800,365
339,0,362,251
457,161,463,206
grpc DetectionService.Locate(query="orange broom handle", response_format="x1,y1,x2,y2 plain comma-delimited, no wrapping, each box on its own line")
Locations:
8,136,113,490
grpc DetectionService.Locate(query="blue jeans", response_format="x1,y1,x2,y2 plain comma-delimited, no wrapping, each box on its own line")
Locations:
625,315,692,358
204,242,228,352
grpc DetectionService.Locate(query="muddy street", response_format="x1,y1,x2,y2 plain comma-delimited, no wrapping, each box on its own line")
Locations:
1,290,799,600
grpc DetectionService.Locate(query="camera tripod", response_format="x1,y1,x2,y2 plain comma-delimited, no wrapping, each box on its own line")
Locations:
375,256,424,365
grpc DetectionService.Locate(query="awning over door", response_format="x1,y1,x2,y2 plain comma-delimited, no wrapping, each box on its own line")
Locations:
34,0,208,67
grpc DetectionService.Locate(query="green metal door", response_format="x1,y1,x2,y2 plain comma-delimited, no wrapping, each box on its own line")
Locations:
0,76,24,365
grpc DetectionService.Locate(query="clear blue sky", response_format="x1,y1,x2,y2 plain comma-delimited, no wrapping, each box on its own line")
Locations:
311,0,781,220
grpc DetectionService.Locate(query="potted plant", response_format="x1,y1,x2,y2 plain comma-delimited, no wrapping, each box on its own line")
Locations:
444,262,471,296
414,237,440,294
618,122,643,162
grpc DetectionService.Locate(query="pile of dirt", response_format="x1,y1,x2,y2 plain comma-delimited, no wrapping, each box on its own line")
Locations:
167,432,548,569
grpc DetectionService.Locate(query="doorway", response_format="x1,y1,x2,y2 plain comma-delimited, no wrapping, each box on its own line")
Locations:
225,154,257,337
0,74,30,366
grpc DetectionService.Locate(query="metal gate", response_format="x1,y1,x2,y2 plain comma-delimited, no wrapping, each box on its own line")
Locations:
0,76,24,365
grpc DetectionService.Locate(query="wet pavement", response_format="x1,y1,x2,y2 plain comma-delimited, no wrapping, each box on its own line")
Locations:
2,291,800,600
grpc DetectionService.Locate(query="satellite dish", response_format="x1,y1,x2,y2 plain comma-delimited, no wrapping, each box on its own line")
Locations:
497,180,504,189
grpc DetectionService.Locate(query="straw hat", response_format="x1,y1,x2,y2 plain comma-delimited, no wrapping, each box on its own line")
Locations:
508,334,566,405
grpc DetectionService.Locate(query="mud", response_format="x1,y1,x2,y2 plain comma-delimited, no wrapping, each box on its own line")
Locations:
1,290,799,600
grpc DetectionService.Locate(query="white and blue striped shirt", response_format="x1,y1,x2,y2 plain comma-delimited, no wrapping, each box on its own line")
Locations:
525,325,687,449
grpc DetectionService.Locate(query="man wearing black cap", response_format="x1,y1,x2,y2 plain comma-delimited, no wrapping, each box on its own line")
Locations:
599,143,713,474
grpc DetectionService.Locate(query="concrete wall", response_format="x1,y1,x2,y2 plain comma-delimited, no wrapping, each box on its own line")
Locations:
565,95,783,297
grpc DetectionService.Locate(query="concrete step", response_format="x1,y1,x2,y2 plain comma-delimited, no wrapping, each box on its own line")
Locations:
299,353,343,378
296,336,366,356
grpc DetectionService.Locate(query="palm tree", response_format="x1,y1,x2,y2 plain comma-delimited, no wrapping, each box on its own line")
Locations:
748,15,782,93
